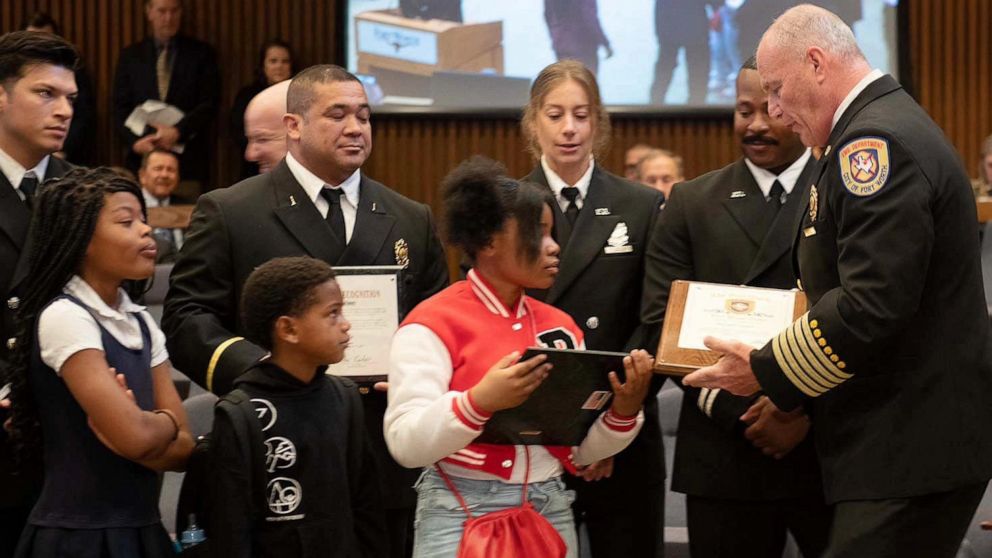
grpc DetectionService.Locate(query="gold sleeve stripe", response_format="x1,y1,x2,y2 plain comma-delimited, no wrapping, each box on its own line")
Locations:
783,322,837,392
206,336,245,392
771,313,854,398
772,327,824,397
796,316,852,384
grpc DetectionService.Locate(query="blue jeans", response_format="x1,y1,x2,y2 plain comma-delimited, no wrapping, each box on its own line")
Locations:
412,468,578,558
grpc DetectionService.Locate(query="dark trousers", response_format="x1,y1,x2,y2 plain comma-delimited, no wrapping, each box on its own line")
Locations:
824,481,988,558
575,481,665,558
0,504,31,558
686,494,832,558
650,39,710,105
553,47,599,76
385,506,414,558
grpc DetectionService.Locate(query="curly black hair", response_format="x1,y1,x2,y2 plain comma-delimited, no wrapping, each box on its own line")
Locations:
441,156,553,264
240,257,338,351
3,167,147,469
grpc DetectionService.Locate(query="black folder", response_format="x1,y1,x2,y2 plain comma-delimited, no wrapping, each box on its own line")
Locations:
475,348,628,446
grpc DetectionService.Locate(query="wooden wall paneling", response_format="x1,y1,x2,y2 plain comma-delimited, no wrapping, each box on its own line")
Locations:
1,0,990,208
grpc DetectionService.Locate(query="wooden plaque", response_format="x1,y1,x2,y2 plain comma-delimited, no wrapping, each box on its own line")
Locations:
977,198,992,223
654,280,807,376
147,205,194,229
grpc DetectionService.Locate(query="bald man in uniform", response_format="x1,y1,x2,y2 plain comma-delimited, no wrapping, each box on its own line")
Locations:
685,6,992,557
243,79,290,174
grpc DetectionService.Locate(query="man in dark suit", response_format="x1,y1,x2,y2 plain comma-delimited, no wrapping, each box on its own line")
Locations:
0,30,78,558
650,0,716,105
163,64,448,558
686,6,992,557
113,0,219,186
641,56,831,558
138,148,190,263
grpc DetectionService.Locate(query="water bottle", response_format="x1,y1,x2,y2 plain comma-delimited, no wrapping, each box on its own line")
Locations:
179,513,207,549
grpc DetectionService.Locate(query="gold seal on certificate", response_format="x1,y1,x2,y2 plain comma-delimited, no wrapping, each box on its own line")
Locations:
325,265,404,383
654,280,807,375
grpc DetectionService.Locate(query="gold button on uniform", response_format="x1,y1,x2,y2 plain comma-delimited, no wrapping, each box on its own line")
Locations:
6,297,19,310
501,459,512,468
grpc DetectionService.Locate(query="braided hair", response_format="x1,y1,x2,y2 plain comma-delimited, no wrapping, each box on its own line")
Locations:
3,167,147,468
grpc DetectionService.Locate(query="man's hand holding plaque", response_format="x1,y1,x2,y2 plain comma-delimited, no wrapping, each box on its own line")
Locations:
655,281,805,380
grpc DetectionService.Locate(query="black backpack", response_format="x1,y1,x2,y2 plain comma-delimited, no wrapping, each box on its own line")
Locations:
175,388,267,553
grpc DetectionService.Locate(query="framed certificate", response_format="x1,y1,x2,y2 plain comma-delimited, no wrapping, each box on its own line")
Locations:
655,280,807,375
325,266,404,383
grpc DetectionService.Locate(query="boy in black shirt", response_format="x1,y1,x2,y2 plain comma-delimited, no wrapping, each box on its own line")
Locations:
208,256,387,557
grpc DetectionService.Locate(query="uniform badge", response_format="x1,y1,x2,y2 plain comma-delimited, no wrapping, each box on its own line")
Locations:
808,184,818,221
394,239,409,268
730,190,747,199
603,222,633,254
594,207,611,216
838,136,890,196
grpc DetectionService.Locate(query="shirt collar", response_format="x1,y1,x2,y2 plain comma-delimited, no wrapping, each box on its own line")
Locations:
142,189,169,208
541,156,594,203
832,69,884,130
0,146,49,192
64,275,147,322
743,148,812,199
467,269,527,319
285,152,361,208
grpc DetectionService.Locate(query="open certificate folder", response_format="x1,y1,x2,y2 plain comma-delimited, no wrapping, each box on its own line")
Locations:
475,348,628,447
124,100,186,154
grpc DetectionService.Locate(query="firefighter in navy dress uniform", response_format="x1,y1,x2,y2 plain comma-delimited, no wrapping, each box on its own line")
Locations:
684,6,992,558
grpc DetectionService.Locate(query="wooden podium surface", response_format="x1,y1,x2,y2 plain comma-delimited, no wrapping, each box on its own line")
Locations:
978,198,992,222
355,9,503,76
147,205,194,229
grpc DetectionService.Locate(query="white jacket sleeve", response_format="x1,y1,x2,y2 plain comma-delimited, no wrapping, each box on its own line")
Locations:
572,407,645,466
384,324,493,468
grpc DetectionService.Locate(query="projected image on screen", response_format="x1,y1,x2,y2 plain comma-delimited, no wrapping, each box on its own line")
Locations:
346,0,900,112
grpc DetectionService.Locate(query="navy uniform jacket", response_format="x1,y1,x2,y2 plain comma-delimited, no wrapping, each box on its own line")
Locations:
525,165,667,499
641,156,824,500
751,75,992,503
162,159,448,508
0,156,73,510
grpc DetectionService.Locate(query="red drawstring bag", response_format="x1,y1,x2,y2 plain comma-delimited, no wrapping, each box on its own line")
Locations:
435,449,567,558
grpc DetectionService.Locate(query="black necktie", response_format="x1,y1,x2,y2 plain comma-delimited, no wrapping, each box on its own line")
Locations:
20,172,38,208
561,187,580,226
769,180,786,210
320,187,347,244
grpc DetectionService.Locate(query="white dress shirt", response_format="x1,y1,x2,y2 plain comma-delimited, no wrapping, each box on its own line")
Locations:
744,148,813,200
285,152,361,244
832,69,885,131
38,275,169,375
541,156,595,212
0,146,50,202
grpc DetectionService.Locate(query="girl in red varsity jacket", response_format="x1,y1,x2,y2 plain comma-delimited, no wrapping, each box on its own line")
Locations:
384,157,654,557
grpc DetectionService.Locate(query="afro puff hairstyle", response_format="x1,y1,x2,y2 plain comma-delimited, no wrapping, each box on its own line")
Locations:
441,156,554,264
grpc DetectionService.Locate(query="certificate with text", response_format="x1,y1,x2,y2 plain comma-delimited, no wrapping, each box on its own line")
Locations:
325,266,403,383
655,281,806,375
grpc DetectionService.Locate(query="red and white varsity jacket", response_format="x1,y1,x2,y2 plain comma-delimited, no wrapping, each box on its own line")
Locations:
384,269,643,483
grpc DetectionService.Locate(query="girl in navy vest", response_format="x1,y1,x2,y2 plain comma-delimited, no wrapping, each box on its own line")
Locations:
384,157,655,557
4,167,194,557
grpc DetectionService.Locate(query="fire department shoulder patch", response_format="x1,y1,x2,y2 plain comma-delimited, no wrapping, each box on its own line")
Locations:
838,136,890,196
